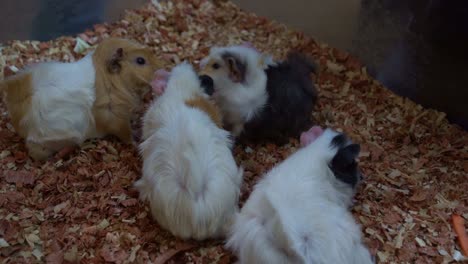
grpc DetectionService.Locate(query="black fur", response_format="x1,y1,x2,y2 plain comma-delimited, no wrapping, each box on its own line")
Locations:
199,75,214,96
331,134,347,149
329,134,362,187
239,52,318,145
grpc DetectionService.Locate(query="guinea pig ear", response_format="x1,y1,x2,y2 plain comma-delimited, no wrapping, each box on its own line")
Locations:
222,53,246,83
107,48,124,74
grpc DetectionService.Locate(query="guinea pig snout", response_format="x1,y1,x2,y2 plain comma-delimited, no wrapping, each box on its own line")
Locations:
199,75,214,96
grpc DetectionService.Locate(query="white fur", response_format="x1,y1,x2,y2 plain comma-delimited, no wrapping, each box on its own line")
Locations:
135,62,243,240
226,128,373,264
201,46,272,136
20,53,97,152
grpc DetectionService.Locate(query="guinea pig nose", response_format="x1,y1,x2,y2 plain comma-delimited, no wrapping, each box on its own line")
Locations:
199,75,214,96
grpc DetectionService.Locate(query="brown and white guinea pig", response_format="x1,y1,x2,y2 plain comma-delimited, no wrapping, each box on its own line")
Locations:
0,38,163,161
199,43,318,145
135,62,243,240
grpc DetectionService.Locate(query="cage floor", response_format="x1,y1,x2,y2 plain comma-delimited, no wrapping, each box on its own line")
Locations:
0,1,467,263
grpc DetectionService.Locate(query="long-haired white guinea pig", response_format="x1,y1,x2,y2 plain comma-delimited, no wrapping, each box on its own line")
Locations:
226,126,373,264
134,62,243,240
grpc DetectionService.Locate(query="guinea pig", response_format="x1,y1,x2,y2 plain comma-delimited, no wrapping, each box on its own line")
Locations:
199,44,317,145
0,38,163,161
134,62,243,240
150,69,214,98
226,126,374,264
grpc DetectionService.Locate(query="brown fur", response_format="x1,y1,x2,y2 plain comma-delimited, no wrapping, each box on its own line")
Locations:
0,72,33,138
92,38,164,143
0,72,49,160
200,56,265,82
199,59,217,77
185,96,223,128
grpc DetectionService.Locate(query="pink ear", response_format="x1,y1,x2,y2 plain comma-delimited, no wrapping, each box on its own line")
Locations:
151,80,166,96
300,126,324,147
154,69,170,79
151,69,170,96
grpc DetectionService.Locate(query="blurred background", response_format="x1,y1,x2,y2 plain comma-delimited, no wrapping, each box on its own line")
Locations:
0,0,467,129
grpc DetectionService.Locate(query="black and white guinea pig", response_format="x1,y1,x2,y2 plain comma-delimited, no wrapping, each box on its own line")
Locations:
199,43,318,145
226,126,374,264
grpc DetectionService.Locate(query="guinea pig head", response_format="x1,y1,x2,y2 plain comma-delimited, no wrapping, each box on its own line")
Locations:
328,133,363,189
94,38,164,96
199,45,273,95
300,126,363,199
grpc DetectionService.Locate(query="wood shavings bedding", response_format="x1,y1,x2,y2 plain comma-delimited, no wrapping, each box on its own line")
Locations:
0,0,467,263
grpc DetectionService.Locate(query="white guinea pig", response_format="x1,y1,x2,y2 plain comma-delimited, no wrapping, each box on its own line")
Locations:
135,62,243,240
226,126,374,264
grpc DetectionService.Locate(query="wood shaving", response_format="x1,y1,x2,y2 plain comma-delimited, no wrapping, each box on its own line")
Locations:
0,0,467,263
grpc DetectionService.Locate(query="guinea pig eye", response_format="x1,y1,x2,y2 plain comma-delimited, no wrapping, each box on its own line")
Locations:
212,63,220,70
136,57,146,65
